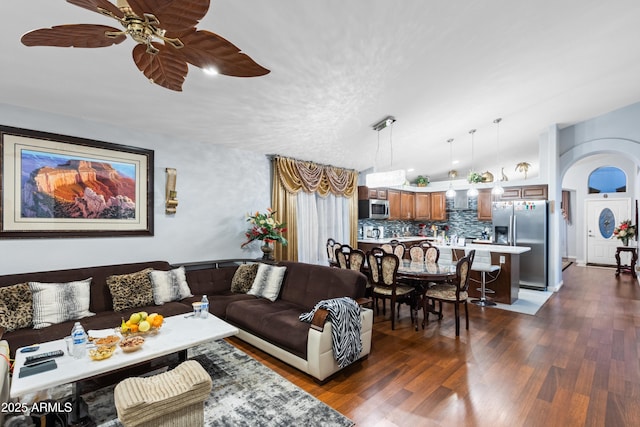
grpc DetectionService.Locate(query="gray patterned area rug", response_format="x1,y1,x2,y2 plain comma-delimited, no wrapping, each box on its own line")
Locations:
52,340,354,427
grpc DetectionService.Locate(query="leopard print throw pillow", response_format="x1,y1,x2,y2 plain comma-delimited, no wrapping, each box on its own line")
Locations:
0,283,33,332
107,268,154,312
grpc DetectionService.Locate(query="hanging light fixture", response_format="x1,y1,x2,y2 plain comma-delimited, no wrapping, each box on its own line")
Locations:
492,118,504,196
467,129,479,198
445,138,456,198
365,116,406,187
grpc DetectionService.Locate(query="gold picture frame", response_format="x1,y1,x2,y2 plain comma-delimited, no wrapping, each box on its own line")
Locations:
0,125,154,238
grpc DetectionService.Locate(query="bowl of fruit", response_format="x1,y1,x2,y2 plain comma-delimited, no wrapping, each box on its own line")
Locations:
118,311,164,336
119,336,145,353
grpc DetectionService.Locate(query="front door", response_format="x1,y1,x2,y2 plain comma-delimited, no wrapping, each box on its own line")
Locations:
586,198,631,265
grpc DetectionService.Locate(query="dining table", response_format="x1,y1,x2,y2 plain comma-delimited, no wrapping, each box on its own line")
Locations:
396,260,458,330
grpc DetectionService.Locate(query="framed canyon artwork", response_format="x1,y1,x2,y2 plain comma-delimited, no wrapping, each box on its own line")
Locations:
0,125,154,238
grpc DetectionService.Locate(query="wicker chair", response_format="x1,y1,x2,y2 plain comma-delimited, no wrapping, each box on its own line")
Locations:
114,360,212,427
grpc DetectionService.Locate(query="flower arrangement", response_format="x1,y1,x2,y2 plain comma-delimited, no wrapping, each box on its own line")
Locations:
241,208,288,248
613,220,636,244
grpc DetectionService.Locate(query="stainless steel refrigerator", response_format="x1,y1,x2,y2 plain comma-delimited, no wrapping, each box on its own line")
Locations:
492,200,548,290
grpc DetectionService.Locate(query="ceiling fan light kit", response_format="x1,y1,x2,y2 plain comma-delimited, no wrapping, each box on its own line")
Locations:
20,0,270,91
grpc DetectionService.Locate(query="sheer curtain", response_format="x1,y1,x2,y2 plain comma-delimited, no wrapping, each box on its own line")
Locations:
297,192,350,265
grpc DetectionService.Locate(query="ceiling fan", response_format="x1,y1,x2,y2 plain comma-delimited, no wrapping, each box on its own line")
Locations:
21,0,270,91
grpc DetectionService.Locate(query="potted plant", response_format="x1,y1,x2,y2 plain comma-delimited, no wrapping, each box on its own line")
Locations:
415,175,429,187
467,171,484,184
614,220,636,246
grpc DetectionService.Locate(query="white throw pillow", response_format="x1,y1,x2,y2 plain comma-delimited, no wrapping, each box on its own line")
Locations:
29,278,95,329
149,266,193,305
247,264,286,302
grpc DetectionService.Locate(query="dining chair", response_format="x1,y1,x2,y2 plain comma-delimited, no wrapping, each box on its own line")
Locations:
381,240,406,259
326,238,341,267
423,255,472,336
335,244,365,273
368,250,415,330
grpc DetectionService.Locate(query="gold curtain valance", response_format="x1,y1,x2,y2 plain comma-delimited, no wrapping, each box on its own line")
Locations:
273,156,358,197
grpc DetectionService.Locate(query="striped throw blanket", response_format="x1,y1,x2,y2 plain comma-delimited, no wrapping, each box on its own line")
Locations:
299,297,362,368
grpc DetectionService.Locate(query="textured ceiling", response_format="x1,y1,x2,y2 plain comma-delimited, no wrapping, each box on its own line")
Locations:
2,0,640,182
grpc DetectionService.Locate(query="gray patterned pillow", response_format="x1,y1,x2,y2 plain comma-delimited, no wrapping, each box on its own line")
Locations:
29,278,95,329
149,266,193,305
107,268,154,312
247,264,287,302
0,283,33,332
230,264,260,293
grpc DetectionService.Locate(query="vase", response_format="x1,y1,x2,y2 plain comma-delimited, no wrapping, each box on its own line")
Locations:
260,242,274,261
621,237,629,246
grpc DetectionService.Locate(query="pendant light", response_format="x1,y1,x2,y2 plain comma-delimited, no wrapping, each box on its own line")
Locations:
467,129,479,198
491,118,504,196
365,116,406,187
445,138,456,198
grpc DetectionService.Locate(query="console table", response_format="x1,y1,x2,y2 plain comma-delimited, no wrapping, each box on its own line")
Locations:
615,246,637,278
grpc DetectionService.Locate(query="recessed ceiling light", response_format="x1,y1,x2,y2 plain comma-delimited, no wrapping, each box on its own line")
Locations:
203,67,219,76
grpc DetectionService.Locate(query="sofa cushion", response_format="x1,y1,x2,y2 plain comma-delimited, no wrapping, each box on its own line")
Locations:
0,283,33,332
277,261,367,309
107,269,154,312
149,267,193,305
247,264,286,302
29,278,95,329
225,298,309,359
230,264,259,293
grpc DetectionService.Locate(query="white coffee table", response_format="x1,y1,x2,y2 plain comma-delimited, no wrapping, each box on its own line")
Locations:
11,313,238,424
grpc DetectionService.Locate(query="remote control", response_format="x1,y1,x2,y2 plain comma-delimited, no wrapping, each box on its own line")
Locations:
24,350,64,366
19,360,57,378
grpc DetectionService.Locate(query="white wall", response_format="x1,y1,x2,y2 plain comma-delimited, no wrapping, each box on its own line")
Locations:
0,104,270,274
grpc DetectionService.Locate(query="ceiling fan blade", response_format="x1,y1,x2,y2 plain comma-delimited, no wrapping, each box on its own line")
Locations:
177,30,270,77
132,43,188,91
21,24,126,48
126,0,209,35
67,0,125,19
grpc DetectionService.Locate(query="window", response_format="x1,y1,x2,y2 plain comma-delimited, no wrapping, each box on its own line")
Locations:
588,167,626,193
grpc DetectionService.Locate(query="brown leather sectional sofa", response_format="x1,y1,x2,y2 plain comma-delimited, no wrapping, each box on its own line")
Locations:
0,259,373,381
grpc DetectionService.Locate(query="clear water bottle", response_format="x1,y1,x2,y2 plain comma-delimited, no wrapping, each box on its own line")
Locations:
200,295,209,319
71,321,87,358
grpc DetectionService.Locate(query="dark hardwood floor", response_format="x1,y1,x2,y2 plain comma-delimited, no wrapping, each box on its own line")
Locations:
229,265,640,426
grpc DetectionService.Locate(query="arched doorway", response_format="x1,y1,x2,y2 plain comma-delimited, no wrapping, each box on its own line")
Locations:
559,139,640,267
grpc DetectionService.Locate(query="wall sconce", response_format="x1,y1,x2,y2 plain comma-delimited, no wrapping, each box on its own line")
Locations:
165,168,178,214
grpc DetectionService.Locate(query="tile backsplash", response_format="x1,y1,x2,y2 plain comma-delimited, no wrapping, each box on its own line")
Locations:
358,197,492,239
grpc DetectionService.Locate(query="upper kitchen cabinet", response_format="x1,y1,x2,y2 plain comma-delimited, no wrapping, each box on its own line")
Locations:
414,193,431,220
400,191,415,220
430,192,447,221
358,186,387,200
499,185,548,200
388,189,415,220
387,189,402,220
477,189,492,221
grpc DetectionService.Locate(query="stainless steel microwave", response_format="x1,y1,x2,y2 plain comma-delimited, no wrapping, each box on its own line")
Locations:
358,199,389,219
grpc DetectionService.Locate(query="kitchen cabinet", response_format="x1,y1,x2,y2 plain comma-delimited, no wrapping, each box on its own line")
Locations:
430,192,447,221
521,185,547,200
414,193,431,220
400,192,415,220
358,186,387,200
499,185,548,200
477,189,493,221
387,189,402,220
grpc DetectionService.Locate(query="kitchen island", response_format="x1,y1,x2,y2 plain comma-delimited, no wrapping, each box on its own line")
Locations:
357,237,531,304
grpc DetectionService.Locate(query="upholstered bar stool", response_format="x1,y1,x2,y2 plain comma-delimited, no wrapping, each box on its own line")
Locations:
469,250,500,307
114,360,212,427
